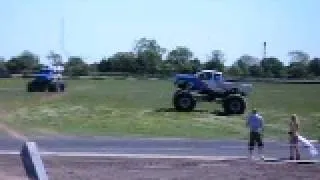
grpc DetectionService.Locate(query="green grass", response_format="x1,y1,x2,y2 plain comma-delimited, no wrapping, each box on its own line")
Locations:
0,78,319,140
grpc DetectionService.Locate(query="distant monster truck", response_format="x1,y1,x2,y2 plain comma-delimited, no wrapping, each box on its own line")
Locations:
173,70,253,115
27,66,65,92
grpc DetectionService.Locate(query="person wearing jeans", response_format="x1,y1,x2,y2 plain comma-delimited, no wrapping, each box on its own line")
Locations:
246,109,264,160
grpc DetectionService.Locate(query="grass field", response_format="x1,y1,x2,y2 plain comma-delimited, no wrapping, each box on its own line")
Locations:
0,78,319,140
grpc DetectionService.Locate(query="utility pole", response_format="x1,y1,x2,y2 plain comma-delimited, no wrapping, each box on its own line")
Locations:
263,41,267,59
57,16,66,76
60,17,67,62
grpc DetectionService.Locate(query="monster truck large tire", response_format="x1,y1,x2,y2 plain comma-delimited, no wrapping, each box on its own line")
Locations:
223,95,246,115
27,82,34,92
27,81,46,92
173,91,196,112
36,81,49,92
59,83,65,92
48,82,58,92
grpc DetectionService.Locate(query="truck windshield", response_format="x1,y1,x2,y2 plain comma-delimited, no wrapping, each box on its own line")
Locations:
198,72,212,80
214,74,223,81
203,72,212,80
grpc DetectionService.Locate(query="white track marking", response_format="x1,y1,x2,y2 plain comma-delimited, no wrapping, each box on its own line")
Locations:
0,150,19,155
0,150,247,160
38,147,210,151
1,150,318,163
40,152,248,160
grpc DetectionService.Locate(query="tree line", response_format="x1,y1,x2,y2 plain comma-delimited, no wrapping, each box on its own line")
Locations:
1,38,320,78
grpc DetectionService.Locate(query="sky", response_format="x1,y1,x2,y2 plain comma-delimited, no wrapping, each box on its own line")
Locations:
0,0,319,66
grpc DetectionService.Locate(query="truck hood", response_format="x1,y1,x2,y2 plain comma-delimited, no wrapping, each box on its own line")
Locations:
175,74,196,78
174,74,196,82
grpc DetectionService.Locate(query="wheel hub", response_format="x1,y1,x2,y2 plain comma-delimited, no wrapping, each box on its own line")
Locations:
179,98,191,108
230,101,241,112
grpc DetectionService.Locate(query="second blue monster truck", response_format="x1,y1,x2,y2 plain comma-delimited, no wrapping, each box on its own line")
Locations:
27,66,65,92
173,70,253,115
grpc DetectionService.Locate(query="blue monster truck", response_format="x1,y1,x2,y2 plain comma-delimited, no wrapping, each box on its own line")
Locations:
173,70,253,115
26,66,65,92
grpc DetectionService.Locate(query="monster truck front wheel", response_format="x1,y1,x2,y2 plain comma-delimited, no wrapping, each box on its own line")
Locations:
48,83,58,92
223,95,246,115
27,82,34,92
173,91,196,112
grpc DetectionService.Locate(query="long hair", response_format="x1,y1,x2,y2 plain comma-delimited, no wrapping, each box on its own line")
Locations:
291,114,299,129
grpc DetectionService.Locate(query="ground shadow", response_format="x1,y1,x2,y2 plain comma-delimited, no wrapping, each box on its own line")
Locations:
154,108,243,117
154,108,210,113
154,108,230,117
210,110,229,116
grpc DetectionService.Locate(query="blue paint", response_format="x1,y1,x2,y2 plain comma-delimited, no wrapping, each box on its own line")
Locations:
174,73,209,91
33,66,56,81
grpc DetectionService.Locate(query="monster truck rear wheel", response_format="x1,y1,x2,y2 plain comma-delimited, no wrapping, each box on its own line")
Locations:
223,95,246,115
59,83,65,92
37,81,49,92
173,91,196,112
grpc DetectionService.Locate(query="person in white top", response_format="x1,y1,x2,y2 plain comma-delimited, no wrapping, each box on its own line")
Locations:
246,109,264,160
288,114,300,160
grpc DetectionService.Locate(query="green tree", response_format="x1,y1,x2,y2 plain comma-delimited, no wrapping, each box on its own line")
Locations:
88,62,98,73
167,46,194,73
0,57,5,70
98,58,113,72
260,57,285,78
234,54,259,77
190,58,202,73
0,57,10,77
167,46,193,63
227,65,241,77
108,52,137,73
64,56,89,76
309,58,320,76
134,38,166,74
158,60,175,76
248,64,263,77
288,61,309,78
204,50,225,72
288,51,310,78
6,50,40,74
47,51,63,66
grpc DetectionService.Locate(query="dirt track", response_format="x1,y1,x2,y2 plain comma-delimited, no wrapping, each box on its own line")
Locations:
0,154,319,180
43,156,320,180
0,155,28,180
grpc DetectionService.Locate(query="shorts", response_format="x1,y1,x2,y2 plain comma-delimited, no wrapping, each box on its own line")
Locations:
248,131,263,150
288,132,298,144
